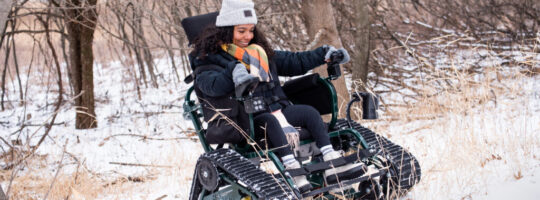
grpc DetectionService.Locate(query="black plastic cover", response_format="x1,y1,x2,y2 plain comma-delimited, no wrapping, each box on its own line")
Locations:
282,73,333,115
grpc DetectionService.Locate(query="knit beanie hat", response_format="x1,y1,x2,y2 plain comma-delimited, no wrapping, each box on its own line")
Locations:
216,0,258,27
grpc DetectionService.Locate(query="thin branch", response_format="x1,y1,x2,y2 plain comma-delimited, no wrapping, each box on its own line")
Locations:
101,133,194,143
43,141,67,200
30,8,63,155
11,11,64,19
4,29,67,36
109,162,174,168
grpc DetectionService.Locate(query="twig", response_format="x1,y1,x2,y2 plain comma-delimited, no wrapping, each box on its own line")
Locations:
109,162,174,168
4,29,67,36
103,175,153,187
64,162,80,200
404,124,432,135
0,137,13,149
101,133,194,142
5,158,22,199
22,122,66,126
44,141,67,200
132,111,183,117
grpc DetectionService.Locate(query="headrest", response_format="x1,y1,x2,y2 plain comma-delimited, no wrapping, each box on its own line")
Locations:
181,12,219,45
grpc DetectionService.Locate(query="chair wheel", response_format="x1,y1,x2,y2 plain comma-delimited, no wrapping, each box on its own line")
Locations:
197,157,220,191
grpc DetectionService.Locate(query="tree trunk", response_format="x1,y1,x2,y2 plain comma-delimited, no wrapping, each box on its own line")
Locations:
0,0,11,111
301,0,349,117
133,4,157,88
350,0,370,90
0,0,12,38
0,184,5,200
65,0,98,129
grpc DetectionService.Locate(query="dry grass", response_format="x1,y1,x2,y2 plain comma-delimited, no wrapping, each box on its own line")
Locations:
1,162,103,200
0,139,204,200
360,53,539,199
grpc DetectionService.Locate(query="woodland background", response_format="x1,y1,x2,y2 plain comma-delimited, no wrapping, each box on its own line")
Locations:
0,0,538,199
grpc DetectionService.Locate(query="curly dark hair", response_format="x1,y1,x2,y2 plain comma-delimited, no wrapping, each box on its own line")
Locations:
193,24,274,59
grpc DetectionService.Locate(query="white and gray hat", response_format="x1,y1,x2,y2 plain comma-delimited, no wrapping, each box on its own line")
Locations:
216,0,258,27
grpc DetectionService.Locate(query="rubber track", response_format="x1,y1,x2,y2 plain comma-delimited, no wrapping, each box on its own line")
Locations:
199,148,296,200
333,119,421,192
189,162,203,200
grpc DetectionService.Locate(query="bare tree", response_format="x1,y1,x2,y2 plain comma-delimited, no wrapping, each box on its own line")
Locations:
0,0,6,166
301,0,350,116
0,0,13,112
0,0,12,38
349,0,370,88
61,0,99,129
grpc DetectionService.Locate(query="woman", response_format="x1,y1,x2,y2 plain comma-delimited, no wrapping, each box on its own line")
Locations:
190,0,365,192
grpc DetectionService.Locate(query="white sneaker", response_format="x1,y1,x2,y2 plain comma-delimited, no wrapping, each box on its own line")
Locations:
323,151,367,184
284,160,313,193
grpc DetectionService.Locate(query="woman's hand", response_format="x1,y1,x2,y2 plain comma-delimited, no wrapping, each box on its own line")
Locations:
232,63,257,87
232,63,259,97
323,45,350,64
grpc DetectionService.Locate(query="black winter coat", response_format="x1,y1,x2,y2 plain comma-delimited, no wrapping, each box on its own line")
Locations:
192,47,326,97
190,46,326,144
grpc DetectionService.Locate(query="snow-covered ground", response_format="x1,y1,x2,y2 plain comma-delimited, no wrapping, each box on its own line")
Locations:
374,77,540,200
0,50,538,199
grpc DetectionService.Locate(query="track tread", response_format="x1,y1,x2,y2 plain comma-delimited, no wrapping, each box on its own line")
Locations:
333,119,421,192
200,148,296,200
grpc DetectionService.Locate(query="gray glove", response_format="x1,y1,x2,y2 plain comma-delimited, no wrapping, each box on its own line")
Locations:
232,63,257,87
324,45,350,64
232,63,259,97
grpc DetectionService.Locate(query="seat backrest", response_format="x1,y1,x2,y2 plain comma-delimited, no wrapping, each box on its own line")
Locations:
181,12,220,153
181,12,219,45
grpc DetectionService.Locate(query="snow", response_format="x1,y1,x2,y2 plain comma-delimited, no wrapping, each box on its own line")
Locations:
481,168,540,200
0,47,538,199
368,70,540,199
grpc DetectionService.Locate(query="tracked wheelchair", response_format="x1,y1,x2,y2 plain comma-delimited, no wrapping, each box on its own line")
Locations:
181,12,421,200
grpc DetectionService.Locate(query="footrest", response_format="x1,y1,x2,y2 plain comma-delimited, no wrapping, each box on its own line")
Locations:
302,169,387,198
285,149,375,177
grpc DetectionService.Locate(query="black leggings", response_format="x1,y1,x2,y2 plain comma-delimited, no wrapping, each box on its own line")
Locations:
253,104,331,157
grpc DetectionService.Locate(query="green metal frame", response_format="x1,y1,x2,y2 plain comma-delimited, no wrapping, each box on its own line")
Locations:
200,176,259,200
183,73,373,199
183,74,342,153
320,77,339,130
183,87,211,153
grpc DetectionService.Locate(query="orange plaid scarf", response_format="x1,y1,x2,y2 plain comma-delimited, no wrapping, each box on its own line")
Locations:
223,43,300,152
222,44,271,82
